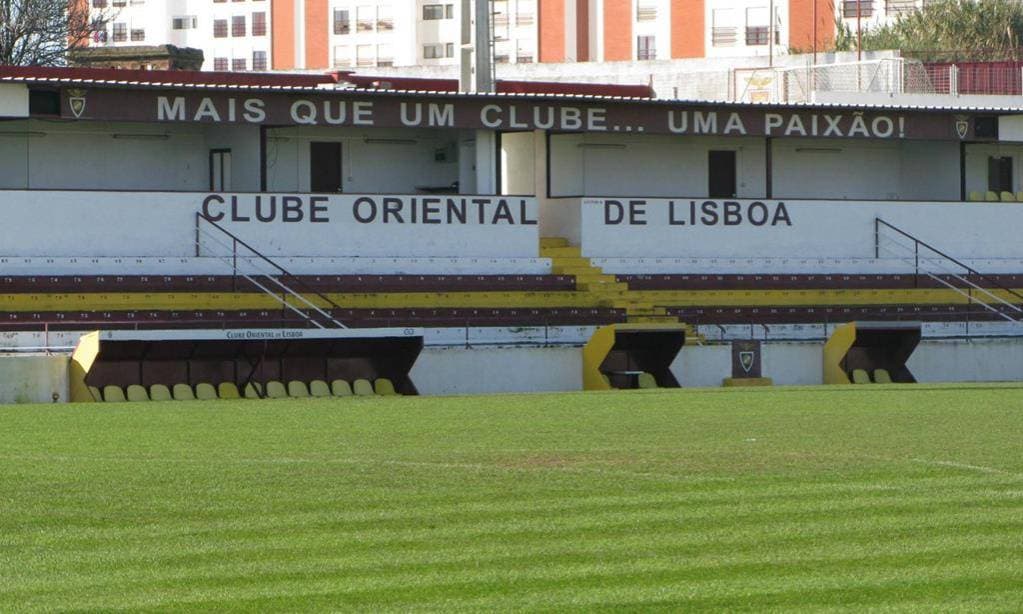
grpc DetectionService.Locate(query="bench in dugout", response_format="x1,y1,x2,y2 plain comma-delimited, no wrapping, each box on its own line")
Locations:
70,328,424,402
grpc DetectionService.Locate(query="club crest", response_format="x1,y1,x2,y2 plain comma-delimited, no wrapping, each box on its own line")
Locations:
67,88,87,118
954,115,969,139
739,351,755,373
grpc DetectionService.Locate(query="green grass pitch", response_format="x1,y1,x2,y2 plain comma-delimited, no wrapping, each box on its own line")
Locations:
2,385,1023,611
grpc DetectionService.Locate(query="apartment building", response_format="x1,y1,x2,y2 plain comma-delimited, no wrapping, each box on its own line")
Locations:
87,0,915,72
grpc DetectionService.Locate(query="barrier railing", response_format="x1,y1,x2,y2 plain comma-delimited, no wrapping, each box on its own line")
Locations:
194,213,347,329
874,217,1023,323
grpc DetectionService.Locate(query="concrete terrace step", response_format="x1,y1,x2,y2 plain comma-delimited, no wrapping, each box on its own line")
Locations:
541,246,583,258
540,237,570,248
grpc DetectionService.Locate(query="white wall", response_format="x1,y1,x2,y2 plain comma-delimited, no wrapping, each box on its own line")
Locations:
203,124,262,192
964,143,1023,197
909,338,1023,382
0,84,28,118
0,354,68,404
0,121,208,191
672,344,732,387
411,345,582,394
772,139,961,201
549,133,767,198
500,131,536,195
581,198,1023,261
762,342,822,385
0,191,540,259
265,126,460,193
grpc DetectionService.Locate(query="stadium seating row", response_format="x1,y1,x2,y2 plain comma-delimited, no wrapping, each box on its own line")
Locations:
851,369,893,384
968,190,1023,202
89,378,398,402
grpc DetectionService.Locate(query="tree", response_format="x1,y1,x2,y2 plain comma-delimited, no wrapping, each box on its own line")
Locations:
855,0,1023,61
0,0,110,66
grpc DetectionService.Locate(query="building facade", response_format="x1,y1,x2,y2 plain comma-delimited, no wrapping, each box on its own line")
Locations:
86,0,923,72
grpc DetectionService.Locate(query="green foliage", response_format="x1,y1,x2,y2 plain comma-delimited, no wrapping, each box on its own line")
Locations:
2,385,1023,610
857,0,1023,60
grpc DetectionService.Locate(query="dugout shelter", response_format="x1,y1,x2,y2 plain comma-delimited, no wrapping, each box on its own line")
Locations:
823,321,921,384
583,323,687,390
69,328,424,401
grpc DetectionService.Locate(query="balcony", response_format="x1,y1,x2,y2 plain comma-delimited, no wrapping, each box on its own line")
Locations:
357,19,373,32
377,19,394,31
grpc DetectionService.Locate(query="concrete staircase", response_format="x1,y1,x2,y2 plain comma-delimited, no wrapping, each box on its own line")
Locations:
540,237,675,325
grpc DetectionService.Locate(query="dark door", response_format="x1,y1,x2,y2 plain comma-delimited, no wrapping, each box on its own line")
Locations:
708,150,737,198
988,156,1013,193
310,142,342,193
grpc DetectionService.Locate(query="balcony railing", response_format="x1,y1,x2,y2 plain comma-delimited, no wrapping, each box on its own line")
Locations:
637,6,657,20
712,27,737,47
842,0,874,17
885,0,917,13
377,19,394,31
357,19,373,32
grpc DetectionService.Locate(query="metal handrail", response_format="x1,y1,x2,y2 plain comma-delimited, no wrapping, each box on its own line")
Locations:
194,213,347,328
875,217,1023,304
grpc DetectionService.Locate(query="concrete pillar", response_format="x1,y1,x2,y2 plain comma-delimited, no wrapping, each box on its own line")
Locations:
475,129,497,195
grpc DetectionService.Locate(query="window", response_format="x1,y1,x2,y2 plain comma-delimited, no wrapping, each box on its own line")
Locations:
172,16,198,30
232,15,246,36
210,150,232,191
93,28,108,43
232,58,247,71
423,43,452,59
744,7,778,46
251,11,266,35
112,22,127,42
252,50,267,70
130,27,145,41
213,0,225,3
356,44,373,66
357,5,374,30
91,0,106,7
842,0,873,17
885,0,915,13
213,19,228,38
333,45,351,67
988,157,1014,193
214,57,228,71
333,9,350,34
636,1,657,20
637,35,656,60
377,5,394,30
377,44,393,66
112,0,126,7
712,9,737,47
423,4,452,19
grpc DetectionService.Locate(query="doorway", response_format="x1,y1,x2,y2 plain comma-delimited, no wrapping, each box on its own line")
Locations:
310,142,343,193
708,150,737,198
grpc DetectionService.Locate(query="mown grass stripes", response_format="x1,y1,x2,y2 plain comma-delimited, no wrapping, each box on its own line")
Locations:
2,385,1022,611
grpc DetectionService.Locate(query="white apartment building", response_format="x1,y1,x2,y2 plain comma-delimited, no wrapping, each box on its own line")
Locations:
89,0,272,71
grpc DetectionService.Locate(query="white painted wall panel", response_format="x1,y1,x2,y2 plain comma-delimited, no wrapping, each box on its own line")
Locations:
762,342,822,385
0,84,29,118
672,345,732,387
582,198,1023,261
909,339,1023,382
0,191,540,259
411,345,583,394
0,354,68,404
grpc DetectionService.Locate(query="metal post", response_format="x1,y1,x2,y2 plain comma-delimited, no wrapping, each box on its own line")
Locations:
873,218,879,258
856,0,862,62
768,0,774,68
812,0,817,65
914,241,919,288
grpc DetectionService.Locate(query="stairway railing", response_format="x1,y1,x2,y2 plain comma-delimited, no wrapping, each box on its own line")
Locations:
874,217,1023,322
194,213,347,329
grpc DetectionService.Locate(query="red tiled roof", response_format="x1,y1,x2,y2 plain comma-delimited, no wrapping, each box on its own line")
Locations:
341,74,656,98
0,65,344,87
0,64,654,98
